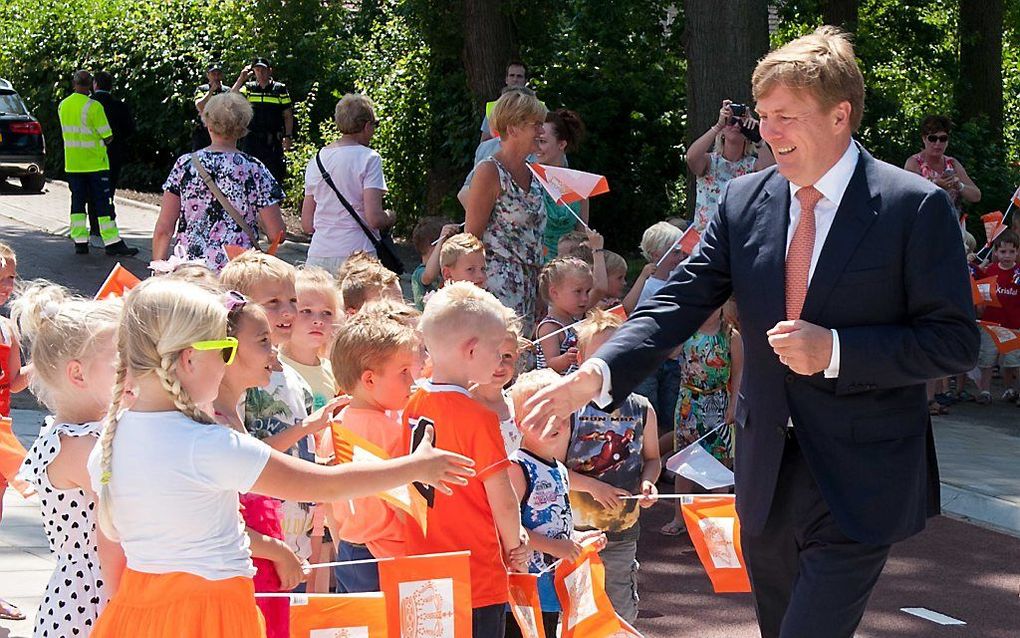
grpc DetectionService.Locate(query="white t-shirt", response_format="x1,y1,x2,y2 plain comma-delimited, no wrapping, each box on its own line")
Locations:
87,410,271,580
304,145,388,260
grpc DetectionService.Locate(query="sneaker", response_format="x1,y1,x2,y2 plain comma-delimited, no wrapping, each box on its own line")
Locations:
1002,389,1018,402
105,240,139,257
74,244,89,255
977,391,992,404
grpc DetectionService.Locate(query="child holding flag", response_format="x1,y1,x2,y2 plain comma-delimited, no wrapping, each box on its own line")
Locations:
535,257,594,375
974,230,1020,405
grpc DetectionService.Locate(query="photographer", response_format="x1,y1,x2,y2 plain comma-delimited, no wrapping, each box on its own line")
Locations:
687,99,774,234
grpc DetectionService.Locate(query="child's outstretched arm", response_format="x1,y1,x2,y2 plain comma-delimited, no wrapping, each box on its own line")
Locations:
622,263,656,315
638,407,661,508
483,468,529,571
262,396,348,453
587,229,609,309
568,470,629,511
422,224,461,286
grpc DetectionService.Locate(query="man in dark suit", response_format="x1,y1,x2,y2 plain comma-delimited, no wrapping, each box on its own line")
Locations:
522,27,978,638
91,71,135,246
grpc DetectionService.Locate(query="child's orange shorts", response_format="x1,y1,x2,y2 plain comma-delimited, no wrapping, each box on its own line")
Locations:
91,569,266,638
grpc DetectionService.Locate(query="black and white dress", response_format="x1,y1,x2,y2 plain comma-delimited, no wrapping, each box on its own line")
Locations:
17,420,107,637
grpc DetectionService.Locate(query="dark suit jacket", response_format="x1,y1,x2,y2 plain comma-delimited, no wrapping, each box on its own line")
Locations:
597,147,979,545
91,91,135,168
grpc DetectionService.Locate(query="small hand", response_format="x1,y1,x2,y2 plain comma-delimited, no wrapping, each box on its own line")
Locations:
638,480,658,508
767,320,833,376
412,424,476,495
640,263,657,279
564,347,579,366
507,529,531,572
521,363,603,440
585,228,604,251
304,396,351,433
587,479,630,511
554,537,583,562
573,529,608,552
271,545,306,591
440,223,462,240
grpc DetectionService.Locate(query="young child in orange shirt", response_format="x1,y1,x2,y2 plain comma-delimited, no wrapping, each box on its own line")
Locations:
327,315,420,592
402,282,529,636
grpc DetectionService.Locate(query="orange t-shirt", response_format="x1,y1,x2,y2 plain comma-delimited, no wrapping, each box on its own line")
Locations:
328,406,406,558
401,381,512,608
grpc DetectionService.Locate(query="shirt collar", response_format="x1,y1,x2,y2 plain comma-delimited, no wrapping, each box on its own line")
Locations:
788,140,860,207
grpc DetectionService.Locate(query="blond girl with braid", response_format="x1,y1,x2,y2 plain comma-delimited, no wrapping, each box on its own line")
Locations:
85,278,475,638
11,282,125,638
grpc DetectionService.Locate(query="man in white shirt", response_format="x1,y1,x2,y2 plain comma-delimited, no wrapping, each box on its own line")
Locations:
522,26,978,638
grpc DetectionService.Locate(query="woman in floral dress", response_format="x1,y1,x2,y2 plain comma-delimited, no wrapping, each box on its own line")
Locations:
465,90,547,333
153,92,286,271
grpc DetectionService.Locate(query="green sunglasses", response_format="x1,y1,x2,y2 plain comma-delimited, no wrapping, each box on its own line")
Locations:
191,337,239,365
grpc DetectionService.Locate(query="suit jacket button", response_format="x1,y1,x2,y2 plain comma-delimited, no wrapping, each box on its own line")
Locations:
785,374,794,384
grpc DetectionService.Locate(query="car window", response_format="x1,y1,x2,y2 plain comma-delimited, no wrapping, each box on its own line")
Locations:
0,92,29,116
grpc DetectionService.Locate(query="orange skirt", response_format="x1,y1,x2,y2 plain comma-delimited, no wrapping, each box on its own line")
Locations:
91,569,266,638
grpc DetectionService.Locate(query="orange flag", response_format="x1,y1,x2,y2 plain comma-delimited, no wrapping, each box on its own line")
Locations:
971,276,1002,308
978,321,1020,354
330,424,428,534
377,551,472,638
553,543,623,638
95,263,141,300
678,225,701,255
681,496,751,593
1012,185,1020,208
606,304,627,320
268,231,285,256
982,211,1006,246
288,592,388,638
0,417,34,498
224,245,247,261
529,163,609,205
508,573,546,638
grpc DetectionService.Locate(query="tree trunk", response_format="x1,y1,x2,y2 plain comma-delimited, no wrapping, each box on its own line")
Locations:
956,0,1003,138
683,0,769,216
461,0,519,111
822,0,859,33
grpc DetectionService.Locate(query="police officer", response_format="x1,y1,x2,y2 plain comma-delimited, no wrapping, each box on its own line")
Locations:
192,61,231,150
57,70,138,256
231,57,293,182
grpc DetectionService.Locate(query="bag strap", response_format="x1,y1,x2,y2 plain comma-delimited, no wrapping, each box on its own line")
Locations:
190,154,262,249
315,150,379,245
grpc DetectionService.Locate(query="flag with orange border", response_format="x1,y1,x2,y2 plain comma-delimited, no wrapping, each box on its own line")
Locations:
287,592,388,638
0,417,34,498
1012,185,1020,208
982,211,1006,246
330,423,428,534
678,225,701,255
553,543,623,638
606,304,627,320
978,321,1020,354
377,551,472,638
971,276,1002,308
681,496,751,593
508,573,546,638
528,163,609,205
95,263,141,300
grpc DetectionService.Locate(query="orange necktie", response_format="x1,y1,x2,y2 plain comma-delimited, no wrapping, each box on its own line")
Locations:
786,186,822,320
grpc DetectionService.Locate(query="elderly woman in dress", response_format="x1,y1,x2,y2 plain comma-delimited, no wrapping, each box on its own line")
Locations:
465,90,548,333
154,92,286,272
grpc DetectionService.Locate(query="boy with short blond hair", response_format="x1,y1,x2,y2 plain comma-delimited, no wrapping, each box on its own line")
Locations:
280,266,341,410
424,231,487,289
340,263,400,314
403,282,528,635
327,316,420,591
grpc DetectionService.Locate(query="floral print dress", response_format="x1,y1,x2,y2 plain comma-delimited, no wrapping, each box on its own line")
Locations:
692,152,757,234
481,157,546,335
162,150,283,271
674,328,733,464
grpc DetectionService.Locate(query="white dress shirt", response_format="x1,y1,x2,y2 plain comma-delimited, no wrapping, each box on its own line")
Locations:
590,141,860,406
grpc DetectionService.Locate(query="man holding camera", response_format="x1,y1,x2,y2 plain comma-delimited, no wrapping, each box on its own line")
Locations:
231,57,293,183
192,61,231,150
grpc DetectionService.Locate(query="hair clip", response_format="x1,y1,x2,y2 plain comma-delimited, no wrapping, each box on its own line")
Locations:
39,300,61,320
223,290,248,313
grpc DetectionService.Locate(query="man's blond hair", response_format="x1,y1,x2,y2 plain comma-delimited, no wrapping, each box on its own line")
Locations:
330,317,417,393
752,25,865,132
576,307,624,353
420,281,508,351
219,251,296,297
440,232,485,269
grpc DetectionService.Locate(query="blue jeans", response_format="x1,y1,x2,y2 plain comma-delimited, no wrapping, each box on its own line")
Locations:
633,358,682,437
333,542,380,593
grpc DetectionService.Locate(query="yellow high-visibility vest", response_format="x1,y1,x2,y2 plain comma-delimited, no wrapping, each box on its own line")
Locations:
58,92,112,173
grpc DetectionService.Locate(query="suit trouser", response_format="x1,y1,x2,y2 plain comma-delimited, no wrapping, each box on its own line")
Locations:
67,171,122,246
741,431,890,638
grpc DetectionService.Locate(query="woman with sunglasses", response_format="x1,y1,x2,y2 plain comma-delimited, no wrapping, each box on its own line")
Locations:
904,114,981,212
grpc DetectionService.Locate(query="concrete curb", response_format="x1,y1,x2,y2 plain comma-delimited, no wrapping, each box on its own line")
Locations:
941,482,1020,539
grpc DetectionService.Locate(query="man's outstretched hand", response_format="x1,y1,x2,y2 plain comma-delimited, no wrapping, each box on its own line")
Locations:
521,361,604,439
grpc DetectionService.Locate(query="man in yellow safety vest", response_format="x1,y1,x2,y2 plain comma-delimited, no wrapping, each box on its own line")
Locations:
57,70,137,256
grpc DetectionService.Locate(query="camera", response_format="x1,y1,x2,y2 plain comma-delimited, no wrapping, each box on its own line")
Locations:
729,103,747,119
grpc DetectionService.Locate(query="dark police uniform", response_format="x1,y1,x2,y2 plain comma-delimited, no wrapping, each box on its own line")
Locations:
239,79,292,182
192,83,230,150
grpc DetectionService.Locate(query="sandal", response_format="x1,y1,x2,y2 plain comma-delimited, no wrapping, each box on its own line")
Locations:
0,598,25,621
659,520,687,536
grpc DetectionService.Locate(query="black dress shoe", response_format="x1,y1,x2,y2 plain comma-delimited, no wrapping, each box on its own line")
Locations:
75,244,89,255
105,241,139,257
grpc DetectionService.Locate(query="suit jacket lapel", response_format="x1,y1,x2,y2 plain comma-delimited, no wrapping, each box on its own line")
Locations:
801,150,880,322
751,172,790,326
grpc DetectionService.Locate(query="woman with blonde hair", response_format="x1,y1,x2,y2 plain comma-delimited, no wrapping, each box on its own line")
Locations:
154,92,287,272
85,278,475,637
465,89,548,334
302,93,394,273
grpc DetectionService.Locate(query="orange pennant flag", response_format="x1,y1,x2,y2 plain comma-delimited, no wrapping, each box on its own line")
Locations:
288,592,388,638
681,496,751,593
508,573,546,638
679,225,701,255
554,543,623,638
971,276,1002,308
268,231,285,256
606,304,627,320
1012,185,1020,208
978,321,1020,354
330,423,429,534
982,211,1006,246
529,163,609,205
95,263,141,300
0,417,34,498
224,245,247,261
377,551,472,638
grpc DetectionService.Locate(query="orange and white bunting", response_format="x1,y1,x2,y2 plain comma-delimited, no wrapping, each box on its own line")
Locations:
95,263,141,300
981,211,1007,246
978,321,1020,354
288,592,388,638
681,497,751,593
553,542,623,638
377,551,472,638
528,163,609,206
508,573,546,638
971,276,1002,308
330,423,429,534
0,417,34,498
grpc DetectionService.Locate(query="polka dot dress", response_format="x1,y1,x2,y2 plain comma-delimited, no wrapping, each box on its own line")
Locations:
16,421,107,637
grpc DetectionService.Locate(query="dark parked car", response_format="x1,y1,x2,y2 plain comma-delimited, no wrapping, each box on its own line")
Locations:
0,78,46,192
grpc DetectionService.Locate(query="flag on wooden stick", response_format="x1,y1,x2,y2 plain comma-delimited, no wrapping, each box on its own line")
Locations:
288,592,388,638
95,263,141,300
681,497,751,593
553,542,623,638
971,276,1002,308
528,163,609,206
982,211,1007,246
377,551,472,638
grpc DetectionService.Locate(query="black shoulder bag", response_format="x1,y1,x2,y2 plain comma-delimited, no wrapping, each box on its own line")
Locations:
315,151,404,275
